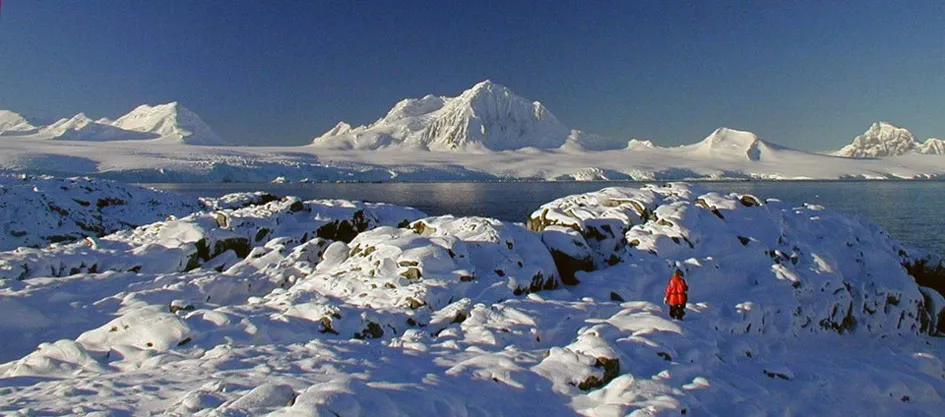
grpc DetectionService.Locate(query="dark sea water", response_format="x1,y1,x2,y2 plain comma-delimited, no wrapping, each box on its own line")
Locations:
147,181,945,257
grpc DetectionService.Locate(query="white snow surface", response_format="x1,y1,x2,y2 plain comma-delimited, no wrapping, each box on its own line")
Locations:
2,180,945,416
3,129,945,181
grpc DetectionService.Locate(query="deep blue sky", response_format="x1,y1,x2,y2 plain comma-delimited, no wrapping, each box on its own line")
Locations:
1,1,943,149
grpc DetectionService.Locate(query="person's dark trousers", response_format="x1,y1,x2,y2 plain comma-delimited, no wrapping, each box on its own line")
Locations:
669,304,685,320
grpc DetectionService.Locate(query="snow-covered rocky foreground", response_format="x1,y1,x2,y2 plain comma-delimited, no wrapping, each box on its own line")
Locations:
2,179,945,416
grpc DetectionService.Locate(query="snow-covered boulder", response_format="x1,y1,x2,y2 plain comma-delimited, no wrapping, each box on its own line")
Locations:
1,183,944,416
529,183,689,273
541,182,931,336
0,195,425,280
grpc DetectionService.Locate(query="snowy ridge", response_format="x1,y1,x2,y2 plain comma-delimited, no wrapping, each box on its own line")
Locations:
1,180,944,415
112,102,226,145
0,103,224,145
42,113,161,141
312,80,615,151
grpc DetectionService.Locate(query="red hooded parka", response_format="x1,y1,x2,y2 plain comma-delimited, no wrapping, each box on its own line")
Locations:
664,272,688,305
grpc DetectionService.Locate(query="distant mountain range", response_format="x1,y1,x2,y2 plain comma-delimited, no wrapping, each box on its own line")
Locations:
311,80,626,151
1,81,944,183
0,102,224,145
1,82,941,157
311,80,945,157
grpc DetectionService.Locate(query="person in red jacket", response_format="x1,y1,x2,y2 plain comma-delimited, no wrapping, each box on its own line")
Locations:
664,269,689,320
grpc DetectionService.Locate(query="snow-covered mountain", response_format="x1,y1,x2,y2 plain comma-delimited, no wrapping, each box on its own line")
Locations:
42,113,160,141
0,110,41,136
919,138,945,155
678,127,797,161
0,103,225,145
312,80,625,151
835,122,945,157
112,102,226,145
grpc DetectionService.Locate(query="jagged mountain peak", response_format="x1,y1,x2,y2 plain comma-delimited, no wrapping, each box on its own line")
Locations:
313,81,572,151
835,121,917,158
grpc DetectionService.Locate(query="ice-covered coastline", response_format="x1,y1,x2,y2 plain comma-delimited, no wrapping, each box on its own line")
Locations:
2,177,945,416
3,136,945,183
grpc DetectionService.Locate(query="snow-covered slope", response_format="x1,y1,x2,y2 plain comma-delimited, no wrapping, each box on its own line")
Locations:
112,102,226,145
678,127,794,161
0,175,202,250
0,110,41,136
918,138,945,155
312,80,616,151
42,113,161,141
833,122,945,157
1,182,944,416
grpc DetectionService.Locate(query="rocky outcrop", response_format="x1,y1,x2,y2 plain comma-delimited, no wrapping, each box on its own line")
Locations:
0,175,202,251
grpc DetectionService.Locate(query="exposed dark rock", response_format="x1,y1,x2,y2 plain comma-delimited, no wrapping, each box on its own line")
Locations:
354,322,384,339
405,297,425,309
168,301,195,314
316,210,372,243
288,200,306,213
318,317,339,335
255,228,270,243
739,195,761,207
214,212,229,228
401,267,422,280
548,248,592,286
577,357,620,391
763,369,792,380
